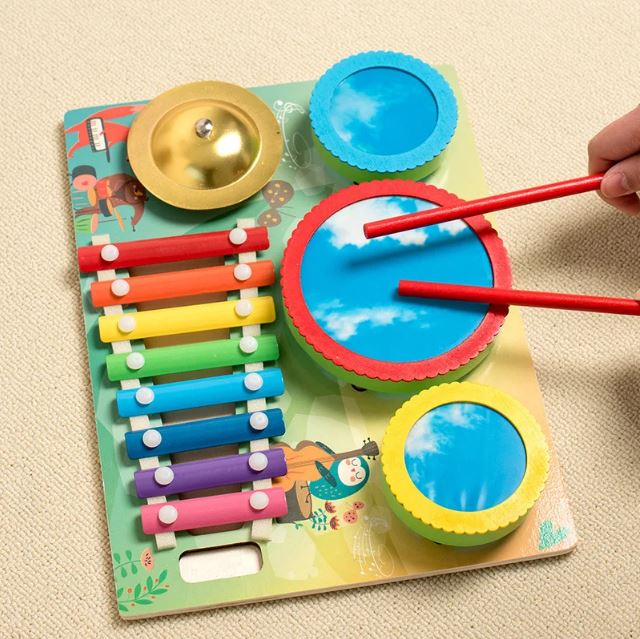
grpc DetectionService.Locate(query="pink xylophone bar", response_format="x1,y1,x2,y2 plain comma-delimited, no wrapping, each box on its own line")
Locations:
141,489,288,535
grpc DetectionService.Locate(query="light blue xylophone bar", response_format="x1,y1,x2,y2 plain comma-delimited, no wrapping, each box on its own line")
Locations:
116,368,285,418
124,409,286,459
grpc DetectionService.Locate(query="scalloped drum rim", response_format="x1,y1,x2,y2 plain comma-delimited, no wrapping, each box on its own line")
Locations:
280,180,512,383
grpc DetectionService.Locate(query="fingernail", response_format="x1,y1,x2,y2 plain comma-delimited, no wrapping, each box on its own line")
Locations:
601,171,632,198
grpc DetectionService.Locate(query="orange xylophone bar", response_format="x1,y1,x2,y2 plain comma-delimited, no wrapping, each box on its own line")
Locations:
77,227,269,273
90,260,276,307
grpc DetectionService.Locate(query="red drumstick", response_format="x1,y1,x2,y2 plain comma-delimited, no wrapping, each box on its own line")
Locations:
364,174,604,239
398,280,640,316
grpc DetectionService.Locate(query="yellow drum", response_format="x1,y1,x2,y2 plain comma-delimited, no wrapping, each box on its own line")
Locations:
382,382,549,546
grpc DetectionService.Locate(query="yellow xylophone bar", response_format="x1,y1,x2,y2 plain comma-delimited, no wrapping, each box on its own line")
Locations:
98,296,275,343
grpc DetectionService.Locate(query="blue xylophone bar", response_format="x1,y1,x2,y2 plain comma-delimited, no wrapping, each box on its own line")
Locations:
125,409,286,459
116,369,285,418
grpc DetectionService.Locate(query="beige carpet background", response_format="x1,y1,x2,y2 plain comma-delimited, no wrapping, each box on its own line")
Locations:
1,1,639,636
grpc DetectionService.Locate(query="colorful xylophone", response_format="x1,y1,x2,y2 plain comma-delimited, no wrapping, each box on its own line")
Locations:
77,222,289,549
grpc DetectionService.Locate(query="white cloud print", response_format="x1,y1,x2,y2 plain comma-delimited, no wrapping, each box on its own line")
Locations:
441,404,480,427
405,416,445,456
329,82,380,144
323,198,429,249
437,220,467,236
313,299,417,341
405,404,483,457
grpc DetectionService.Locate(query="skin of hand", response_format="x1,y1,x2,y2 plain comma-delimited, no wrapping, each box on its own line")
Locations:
588,104,640,215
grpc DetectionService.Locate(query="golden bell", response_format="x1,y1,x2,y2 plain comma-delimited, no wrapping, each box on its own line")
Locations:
128,81,282,210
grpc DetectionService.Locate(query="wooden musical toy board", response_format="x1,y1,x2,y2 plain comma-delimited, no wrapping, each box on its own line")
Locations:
64,67,576,620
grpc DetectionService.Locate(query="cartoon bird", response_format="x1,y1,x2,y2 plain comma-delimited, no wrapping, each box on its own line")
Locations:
309,450,372,501
274,439,378,523
274,439,378,492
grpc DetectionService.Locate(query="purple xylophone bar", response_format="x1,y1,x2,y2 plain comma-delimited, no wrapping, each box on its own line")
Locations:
134,448,287,498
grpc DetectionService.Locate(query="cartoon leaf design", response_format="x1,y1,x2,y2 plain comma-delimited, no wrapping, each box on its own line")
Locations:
131,563,138,575
114,553,121,564
126,550,133,561
115,566,171,610
120,567,127,578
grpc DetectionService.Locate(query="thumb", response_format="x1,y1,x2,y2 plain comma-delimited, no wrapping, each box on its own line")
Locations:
601,155,640,198
600,156,640,214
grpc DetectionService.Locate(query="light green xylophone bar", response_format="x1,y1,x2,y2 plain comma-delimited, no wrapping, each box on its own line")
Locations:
105,334,279,382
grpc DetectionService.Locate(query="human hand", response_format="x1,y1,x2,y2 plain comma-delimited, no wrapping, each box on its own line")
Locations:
588,105,640,214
